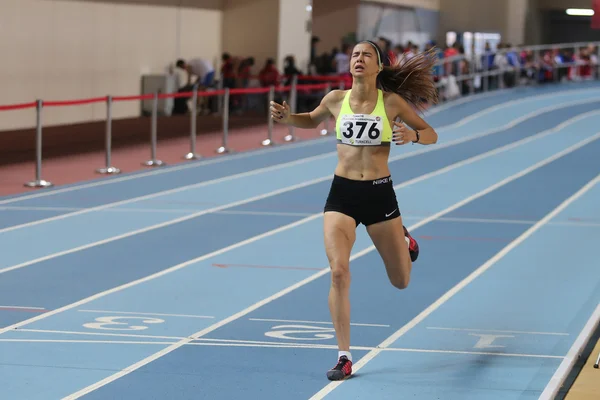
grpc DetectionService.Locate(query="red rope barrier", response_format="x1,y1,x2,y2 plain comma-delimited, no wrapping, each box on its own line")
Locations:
296,75,348,82
44,97,107,107
113,93,155,102
296,83,332,91
0,101,37,112
0,75,341,111
197,89,227,97
229,87,271,95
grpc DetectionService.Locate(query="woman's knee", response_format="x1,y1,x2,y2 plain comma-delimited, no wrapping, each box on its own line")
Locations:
330,261,351,288
386,264,410,290
390,273,410,290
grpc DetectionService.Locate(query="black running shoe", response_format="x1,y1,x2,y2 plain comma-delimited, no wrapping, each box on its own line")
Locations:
404,226,419,262
326,356,352,381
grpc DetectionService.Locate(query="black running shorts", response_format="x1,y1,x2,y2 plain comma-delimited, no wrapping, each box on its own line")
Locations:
324,174,400,226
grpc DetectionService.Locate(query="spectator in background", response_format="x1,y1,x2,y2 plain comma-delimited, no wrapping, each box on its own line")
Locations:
425,41,443,81
221,53,236,89
334,43,353,89
575,47,592,80
503,44,521,87
176,58,215,89
284,55,314,112
404,44,416,62
394,44,405,61
283,55,303,86
588,44,598,78
310,36,321,70
237,57,255,112
457,44,471,94
259,58,280,87
237,57,255,88
174,58,215,115
221,52,239,111
334,44,351,75
376,36,395,63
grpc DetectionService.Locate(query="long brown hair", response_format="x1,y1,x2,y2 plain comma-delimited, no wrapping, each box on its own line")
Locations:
360,41,439,112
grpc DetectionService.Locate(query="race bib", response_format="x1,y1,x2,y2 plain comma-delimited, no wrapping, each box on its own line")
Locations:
339,114,384,146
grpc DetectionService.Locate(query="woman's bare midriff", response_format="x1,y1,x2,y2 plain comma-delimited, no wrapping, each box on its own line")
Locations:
334,143,391,180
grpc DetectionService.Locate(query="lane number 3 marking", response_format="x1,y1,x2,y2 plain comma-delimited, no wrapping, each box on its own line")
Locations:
83,316,165,331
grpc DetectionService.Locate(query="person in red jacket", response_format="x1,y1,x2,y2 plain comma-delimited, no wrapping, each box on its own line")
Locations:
259,58,280,87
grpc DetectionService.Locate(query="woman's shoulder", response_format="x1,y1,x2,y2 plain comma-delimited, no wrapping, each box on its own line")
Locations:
322,89,348,104
382,90,405,106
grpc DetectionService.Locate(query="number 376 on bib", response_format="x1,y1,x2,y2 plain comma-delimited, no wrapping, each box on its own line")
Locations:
339,114,383,146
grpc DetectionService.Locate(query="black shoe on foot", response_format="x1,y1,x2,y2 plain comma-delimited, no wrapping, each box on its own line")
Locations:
326,355,352,381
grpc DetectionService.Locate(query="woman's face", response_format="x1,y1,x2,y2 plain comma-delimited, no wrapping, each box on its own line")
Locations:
351,42,381,78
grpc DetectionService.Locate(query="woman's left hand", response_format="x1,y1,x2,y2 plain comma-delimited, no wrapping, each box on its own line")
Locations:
392,121,417,145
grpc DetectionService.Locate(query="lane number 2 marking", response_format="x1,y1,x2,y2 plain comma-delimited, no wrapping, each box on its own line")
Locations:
264,324,336,341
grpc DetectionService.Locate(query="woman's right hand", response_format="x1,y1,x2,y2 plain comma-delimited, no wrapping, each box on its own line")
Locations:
270,100,291,124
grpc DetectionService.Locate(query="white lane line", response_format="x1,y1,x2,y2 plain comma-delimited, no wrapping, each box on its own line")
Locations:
0,177,328,276
0,206,315,218
3,90,599,235
0,151,336,234
0,339,175,345
76,310,214,319
0,136,335,206
426,327,570,336
2,112,598,333
424,88,511,115
309,173,600,399
3,100,600,279
0,306,46,310
382,347,565,359
8,207,600,228
435,87,600,131
1,86,596,210
0,333,568,359
0,86,538,206
248,318,390,328
56,132,600,400
15,329,186,341
402,215,600,228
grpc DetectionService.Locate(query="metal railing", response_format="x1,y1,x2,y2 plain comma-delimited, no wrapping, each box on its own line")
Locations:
430,41,600,104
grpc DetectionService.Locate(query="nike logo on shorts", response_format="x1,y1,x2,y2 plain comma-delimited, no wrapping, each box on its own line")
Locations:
385,209,397,218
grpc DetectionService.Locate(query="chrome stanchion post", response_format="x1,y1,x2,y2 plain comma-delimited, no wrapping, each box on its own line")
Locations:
320,83,332,136
216,79,223,115
262,85,276,146
183,84,201,160
97,95,121,174
284,74,298,142
142,92,165,167
25,99,53,188
216,88,232,154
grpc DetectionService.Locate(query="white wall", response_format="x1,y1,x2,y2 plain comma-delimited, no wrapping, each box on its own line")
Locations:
0,0,221,131
222,0,279,73
438,0,508,44
358,2,439,49
312,0,359,55
505,0,529,45
277,0,312,72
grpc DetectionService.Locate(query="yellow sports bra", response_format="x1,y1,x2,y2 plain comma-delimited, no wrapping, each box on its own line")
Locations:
335,89,393,146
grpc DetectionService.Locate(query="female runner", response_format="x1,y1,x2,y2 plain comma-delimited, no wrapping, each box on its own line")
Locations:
270,40,439,380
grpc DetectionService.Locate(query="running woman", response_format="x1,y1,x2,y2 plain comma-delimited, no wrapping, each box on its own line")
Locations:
270,40,439,380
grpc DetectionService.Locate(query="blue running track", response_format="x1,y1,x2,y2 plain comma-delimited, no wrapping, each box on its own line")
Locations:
1,83,599,400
